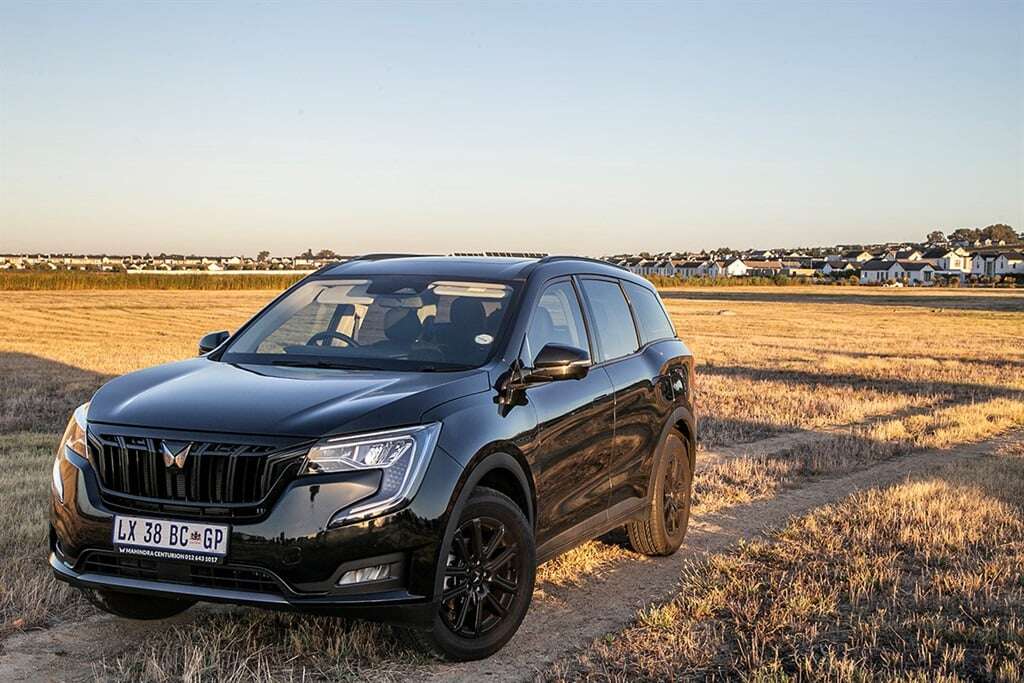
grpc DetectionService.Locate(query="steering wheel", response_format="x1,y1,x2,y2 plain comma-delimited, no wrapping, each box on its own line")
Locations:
306,331,360,347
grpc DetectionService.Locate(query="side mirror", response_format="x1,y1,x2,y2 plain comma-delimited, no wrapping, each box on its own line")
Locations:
528,343,590,382
198,330,230,355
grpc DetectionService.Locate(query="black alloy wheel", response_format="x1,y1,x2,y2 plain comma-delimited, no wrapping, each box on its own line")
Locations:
662,447,687,537
441,516,519,638
627,430,692,556
409,486,535,661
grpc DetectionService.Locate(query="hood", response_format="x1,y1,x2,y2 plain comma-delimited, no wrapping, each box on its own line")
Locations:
88,357,492,437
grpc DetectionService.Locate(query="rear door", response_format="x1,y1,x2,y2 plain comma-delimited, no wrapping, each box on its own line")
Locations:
522,278,616,547
577,277,667,514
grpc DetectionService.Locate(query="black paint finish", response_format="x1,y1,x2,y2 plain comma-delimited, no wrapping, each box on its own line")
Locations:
51,255,695,627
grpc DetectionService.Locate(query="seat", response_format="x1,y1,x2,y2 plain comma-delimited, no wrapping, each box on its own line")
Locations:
443,297,487,358
371,308,422,355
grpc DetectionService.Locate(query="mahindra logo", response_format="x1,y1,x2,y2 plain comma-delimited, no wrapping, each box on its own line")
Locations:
160,441,191,469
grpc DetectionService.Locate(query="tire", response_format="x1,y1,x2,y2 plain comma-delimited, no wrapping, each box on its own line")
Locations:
627,430,693,556
408,486,536,661
83,587,196,620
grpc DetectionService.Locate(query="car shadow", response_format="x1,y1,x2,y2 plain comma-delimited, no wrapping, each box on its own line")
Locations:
699,363,1022,402
0,352,112,434
738,341,1024,371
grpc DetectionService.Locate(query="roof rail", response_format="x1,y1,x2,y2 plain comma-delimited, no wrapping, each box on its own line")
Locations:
307,260,345,276
537,255,629,271
350,253,439,261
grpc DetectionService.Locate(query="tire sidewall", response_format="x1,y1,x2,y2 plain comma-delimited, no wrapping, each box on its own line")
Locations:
650,432,692,551
427,489,536,660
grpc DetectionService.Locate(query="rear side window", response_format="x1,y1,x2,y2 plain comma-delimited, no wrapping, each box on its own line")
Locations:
523,281,589,365
579,278,639,362
623,282,675,344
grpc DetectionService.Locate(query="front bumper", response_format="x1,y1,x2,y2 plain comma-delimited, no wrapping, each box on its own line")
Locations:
50,443,464,626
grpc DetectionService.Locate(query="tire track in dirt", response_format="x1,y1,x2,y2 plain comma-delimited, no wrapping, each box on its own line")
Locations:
1,432,1018,682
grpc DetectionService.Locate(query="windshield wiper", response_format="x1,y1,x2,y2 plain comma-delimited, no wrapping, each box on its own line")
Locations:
270,358,377,370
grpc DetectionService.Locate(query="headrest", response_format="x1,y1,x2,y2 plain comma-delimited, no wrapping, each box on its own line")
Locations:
450,297,486,327
383,308,422,342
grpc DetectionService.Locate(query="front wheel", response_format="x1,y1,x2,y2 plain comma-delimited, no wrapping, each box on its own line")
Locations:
409,486,536,661
83,587,196,620
627,430,693,556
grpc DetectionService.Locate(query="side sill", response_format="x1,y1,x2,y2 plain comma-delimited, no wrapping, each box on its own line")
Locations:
536,498,646,564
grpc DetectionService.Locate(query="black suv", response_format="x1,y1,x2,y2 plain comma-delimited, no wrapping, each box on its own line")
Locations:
50,255,696,660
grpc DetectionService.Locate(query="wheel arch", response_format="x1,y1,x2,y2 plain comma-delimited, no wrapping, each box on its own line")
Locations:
671,408,697,473
458,447,536,528
643,406,697,502
427,446,536,605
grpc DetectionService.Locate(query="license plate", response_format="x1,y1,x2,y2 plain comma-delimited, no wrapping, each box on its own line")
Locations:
112,515,229,564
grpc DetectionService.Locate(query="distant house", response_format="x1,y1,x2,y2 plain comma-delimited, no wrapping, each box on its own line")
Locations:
841,249,874,263
861,259,933,284
654,259,675,276
860,259,904,284
716,258,748,277
971,253,998,277
742,259,783,277
781,260,816,277
822,260,859,277
677,260,710,278
973,251,1024,276
894,248,923,261
996,252,1024,274
706,261,727,278
921,247,972,274
900,260,935,284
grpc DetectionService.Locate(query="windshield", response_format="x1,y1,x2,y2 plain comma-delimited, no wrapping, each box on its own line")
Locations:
220,276,516,371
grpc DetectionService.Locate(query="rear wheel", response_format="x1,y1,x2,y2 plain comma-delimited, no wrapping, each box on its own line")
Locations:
409,486,535,661
627,430,692,556
84,587,196,620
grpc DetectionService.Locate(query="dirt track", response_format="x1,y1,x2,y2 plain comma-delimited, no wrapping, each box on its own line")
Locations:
1,431,1019,682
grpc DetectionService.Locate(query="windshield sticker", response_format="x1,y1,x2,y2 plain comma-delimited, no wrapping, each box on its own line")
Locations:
474,334,494,345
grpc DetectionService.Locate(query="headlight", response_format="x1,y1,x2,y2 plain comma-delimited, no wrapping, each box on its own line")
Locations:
306,423,441,526
54,402,88,503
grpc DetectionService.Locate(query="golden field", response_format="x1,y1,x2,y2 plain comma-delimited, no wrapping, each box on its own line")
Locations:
0,286,1022,680
548,446,1024,681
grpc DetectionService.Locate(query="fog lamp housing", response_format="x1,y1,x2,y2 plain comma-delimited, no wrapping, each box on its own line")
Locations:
337,563,393,586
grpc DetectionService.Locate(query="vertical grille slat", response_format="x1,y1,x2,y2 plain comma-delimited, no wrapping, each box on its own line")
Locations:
189,445,202,501
143,438,157,498
116,436,131,493
91,432,303,519
224,446,241,503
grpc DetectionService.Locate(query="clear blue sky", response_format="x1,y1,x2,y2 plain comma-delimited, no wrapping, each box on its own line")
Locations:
1,1,1021,256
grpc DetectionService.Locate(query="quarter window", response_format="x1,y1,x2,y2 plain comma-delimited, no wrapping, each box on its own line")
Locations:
579,279,639,362
623,282,675,345
523,281,590,365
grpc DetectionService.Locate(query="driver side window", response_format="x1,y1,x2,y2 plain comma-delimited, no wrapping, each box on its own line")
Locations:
522,281,590,365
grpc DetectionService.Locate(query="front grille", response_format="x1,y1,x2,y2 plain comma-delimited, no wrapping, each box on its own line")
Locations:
88,430,308,519
81,551,282,595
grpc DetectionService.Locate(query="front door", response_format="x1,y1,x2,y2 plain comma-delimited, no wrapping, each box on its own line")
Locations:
577,278,663,513
523,279,615,546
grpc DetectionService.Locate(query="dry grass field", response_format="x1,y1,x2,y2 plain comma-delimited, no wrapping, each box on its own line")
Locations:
0,285,1022,680
547,448,1024,681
